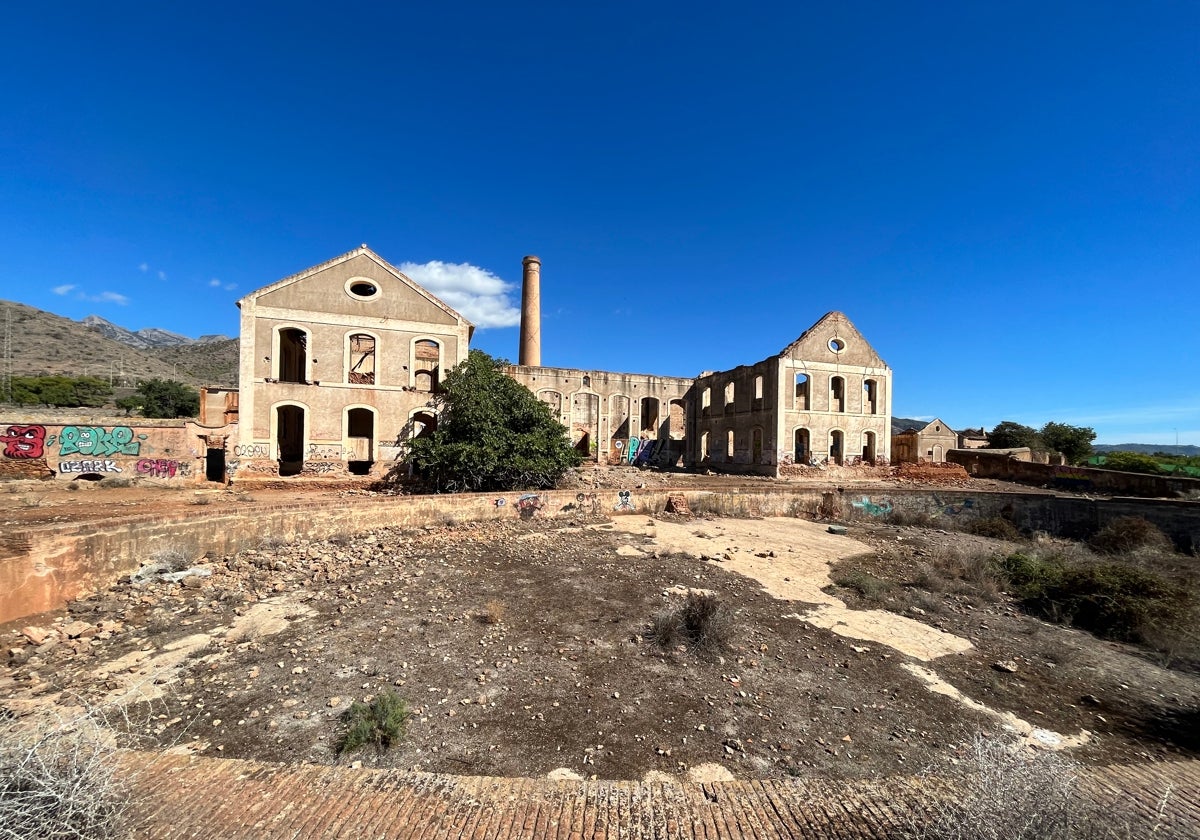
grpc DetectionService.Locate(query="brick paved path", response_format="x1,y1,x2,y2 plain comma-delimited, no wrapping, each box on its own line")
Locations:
120,752,1199,839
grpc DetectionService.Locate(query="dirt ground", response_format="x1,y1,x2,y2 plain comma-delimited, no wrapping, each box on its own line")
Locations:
4,501,1198,784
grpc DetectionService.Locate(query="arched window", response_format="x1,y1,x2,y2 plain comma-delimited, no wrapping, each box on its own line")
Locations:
863,379,878,415
794,373,809,410
413,339,441,392
830,376,845,412
347,333,376,385
276,328,308,384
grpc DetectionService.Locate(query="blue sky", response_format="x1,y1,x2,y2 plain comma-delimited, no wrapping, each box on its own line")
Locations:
2,3,1196,444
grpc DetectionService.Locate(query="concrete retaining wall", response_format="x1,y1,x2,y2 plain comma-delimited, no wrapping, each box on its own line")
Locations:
948,450,1200,498
4,486,1199,625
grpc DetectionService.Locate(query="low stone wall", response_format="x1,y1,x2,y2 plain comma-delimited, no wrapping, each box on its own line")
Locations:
948,449,1200,498
4,486,1199,625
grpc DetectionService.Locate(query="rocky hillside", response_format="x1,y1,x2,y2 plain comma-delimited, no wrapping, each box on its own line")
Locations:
0,300,238,387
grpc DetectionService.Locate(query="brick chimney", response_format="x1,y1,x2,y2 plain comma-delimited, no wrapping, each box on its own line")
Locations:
519,255,541,366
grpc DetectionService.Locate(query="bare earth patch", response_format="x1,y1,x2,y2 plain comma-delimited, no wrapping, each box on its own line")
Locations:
3,514,1198,785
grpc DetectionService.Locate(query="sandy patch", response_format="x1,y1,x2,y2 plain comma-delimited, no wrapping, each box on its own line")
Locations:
902,663,1091,751
612,516,972,661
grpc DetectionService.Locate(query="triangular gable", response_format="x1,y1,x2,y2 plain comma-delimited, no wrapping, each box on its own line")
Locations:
237,245,474,328
919,418,954,435
777,311,888,368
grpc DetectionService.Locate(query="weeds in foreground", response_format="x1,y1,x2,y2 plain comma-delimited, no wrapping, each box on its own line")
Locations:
337,690,410,755
904,735,1176,840
1088,516,1172,556
479,599,505,625
0,707,132,840
966,517,1022,541
832,569,894,602
650,591,733,657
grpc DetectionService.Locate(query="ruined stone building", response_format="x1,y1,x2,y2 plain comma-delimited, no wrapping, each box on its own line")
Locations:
209,248,893,481
230,246,472,478
891,418,958,464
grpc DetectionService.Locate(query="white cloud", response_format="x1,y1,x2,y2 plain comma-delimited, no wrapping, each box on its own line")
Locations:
398,260,521,329
223,282,237,291
75,291,130,305
138,263,149,273
52,284,76,295
209,278,222,287
157,270,167,281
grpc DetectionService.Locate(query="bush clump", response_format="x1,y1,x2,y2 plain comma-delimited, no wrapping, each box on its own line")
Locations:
999,551,1191,644
966,517,1021,541
833,569,894,602
337,690,410,755
1087,516,1172,555
650,591,732,657
904,734,1167,840
0,710,131,840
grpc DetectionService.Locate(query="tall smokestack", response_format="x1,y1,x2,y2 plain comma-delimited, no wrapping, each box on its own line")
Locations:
519,255,541,366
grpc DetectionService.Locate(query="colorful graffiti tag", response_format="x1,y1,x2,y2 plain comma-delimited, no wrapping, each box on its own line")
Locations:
59,426,144,457
136,458,192,479
933,496,976,516
1,425,52,458
626,437,641,465
850,496,893,516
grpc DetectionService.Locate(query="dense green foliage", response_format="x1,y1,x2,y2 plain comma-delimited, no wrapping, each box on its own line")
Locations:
987,420,1095,464
407,350,582,492
999,550,1189,643
1090,450,1200,478
8,375,113,407
337,690,410,754
128,378,200,418
986,421,1041,450
1039,422,1095,464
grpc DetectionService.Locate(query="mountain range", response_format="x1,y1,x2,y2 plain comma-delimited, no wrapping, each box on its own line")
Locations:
1,300,239,387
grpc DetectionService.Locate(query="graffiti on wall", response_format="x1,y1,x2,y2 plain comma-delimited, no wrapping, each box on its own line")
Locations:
850,496,893,516
614,490,635,512
233,443,269,458
574,492,600,515
516,493,544,519
626,437,641,465
58,460,123,474
59,426,145,457
136,458,192,479
933,496,976,516
1,425,53,458
307,444,345,460
301,461,337,475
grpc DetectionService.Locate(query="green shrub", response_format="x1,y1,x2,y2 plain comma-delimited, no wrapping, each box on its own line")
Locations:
999,551,1190,643
337,690,410,755
1087,516,1172,555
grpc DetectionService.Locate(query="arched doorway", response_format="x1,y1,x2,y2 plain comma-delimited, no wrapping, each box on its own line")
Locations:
346,408,375,475
862,431,876,462
276,405,305,476
794,428,810,464
829,430,844,465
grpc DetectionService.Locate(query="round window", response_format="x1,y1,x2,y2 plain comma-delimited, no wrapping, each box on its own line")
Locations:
828,338,845,353
346,278,380,299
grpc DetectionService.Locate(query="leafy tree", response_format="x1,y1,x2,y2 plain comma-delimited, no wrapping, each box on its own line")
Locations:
407,350,582,491
987,421,1042,450
133,378,199,418
5,375,111,407
1098,451,1164,476
70,376,113,407
1039,422,1095,464
115,396,141,417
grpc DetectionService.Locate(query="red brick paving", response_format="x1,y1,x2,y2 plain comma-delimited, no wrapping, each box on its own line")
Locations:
117,752,1200,839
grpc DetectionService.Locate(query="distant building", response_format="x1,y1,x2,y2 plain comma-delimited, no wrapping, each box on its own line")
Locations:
957,427,989,450
891,418,958,464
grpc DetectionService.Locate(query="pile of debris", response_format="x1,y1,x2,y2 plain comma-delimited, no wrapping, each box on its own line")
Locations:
893,462,972,485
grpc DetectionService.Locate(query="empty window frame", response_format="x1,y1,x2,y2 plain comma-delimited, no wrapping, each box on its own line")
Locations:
754,375,763,401
276,328,308,384
724,381,735,410
347,333,376,385
726,429,735,460
830,376,846,412
794,373,809,410
413,339,441,392
863,379,878,415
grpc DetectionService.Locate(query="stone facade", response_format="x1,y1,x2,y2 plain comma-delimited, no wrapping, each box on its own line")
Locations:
222,250,891,480
232,246,472,480
503,364,693,466
891,418,958,464
693,312,892,474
